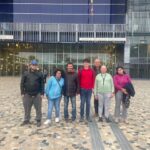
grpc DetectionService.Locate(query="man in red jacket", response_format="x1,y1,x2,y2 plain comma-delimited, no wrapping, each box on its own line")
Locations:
78,58,95,122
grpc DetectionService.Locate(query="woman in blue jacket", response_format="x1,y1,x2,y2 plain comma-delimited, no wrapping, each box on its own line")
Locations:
44,69,64,125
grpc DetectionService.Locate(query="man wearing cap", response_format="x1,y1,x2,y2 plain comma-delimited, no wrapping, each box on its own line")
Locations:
20,60,44,127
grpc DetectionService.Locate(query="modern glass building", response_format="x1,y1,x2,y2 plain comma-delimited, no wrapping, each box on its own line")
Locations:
126,0,150,79
0,0,149,78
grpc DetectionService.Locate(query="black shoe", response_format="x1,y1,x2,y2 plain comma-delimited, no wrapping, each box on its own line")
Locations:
20,120,30,126
37,121,41,127
72,119,76,123
79,118,84,122
86,117,92,122
106,118,111,123
98,117,103,122
65,118,69,122
72,118,76,122
94,113,98,117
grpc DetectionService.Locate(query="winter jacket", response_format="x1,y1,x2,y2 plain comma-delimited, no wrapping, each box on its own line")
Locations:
123,82,135,97
63,71,79,96
45,76,64,100
93,66,101,76
122,82,135,108
20,70,44,96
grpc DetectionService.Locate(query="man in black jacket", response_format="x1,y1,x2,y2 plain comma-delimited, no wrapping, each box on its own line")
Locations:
63,62,79,122
93,58,101,117
20,60,44,127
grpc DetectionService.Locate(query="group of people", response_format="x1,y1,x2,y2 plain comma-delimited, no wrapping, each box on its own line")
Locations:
20,58,133,127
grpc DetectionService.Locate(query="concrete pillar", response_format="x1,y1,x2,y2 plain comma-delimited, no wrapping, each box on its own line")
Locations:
124,40,130,74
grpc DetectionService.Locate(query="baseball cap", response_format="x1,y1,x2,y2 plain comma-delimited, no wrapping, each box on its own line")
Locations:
31,59,38,65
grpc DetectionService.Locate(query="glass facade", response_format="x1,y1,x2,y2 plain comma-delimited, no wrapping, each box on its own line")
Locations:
0,43,123,76
0,0,13,22
126,0,150,79
127,0,150,35
130,44,150,79
1,0,150,78
0,0,127,24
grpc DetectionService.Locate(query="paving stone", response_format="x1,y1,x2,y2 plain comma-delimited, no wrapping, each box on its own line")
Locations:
0,78,149,150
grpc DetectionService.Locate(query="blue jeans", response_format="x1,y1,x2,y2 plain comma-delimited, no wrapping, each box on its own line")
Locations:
64,96,76,120
47,97,61,119
80,88,92,119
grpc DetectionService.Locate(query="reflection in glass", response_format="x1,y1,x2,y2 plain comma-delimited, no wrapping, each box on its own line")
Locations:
0,43,123,77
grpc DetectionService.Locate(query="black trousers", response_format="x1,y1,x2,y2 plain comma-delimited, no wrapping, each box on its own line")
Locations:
94,98,105,116
94,98,99,114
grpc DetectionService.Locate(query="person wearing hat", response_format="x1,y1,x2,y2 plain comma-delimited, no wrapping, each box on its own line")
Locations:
20,59,44,127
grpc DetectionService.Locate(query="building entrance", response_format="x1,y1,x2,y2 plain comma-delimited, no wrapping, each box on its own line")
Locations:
0,43,124,76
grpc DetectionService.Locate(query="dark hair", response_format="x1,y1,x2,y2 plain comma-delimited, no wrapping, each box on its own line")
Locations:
116,66,126,74
83,58,90,63
66,62,74,68
53,69,62,76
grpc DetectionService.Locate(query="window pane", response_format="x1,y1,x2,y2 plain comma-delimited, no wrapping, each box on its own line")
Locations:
0,4,13,12
130,64,139,78
148,44,150,57
111,5,126,13
139,44,147,57
130,45,138,57
111,15,126,24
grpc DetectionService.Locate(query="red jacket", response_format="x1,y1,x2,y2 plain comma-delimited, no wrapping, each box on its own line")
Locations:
78,68,95,90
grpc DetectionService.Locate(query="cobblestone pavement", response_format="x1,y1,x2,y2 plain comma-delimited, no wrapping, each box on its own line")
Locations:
0,77,149,150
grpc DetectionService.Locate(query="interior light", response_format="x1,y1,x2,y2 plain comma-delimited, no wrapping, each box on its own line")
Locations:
16,43,19,47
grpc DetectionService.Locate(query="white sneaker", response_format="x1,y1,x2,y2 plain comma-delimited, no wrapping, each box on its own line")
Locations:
55,118,59,123
44,119,51,125
115,118,119,123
